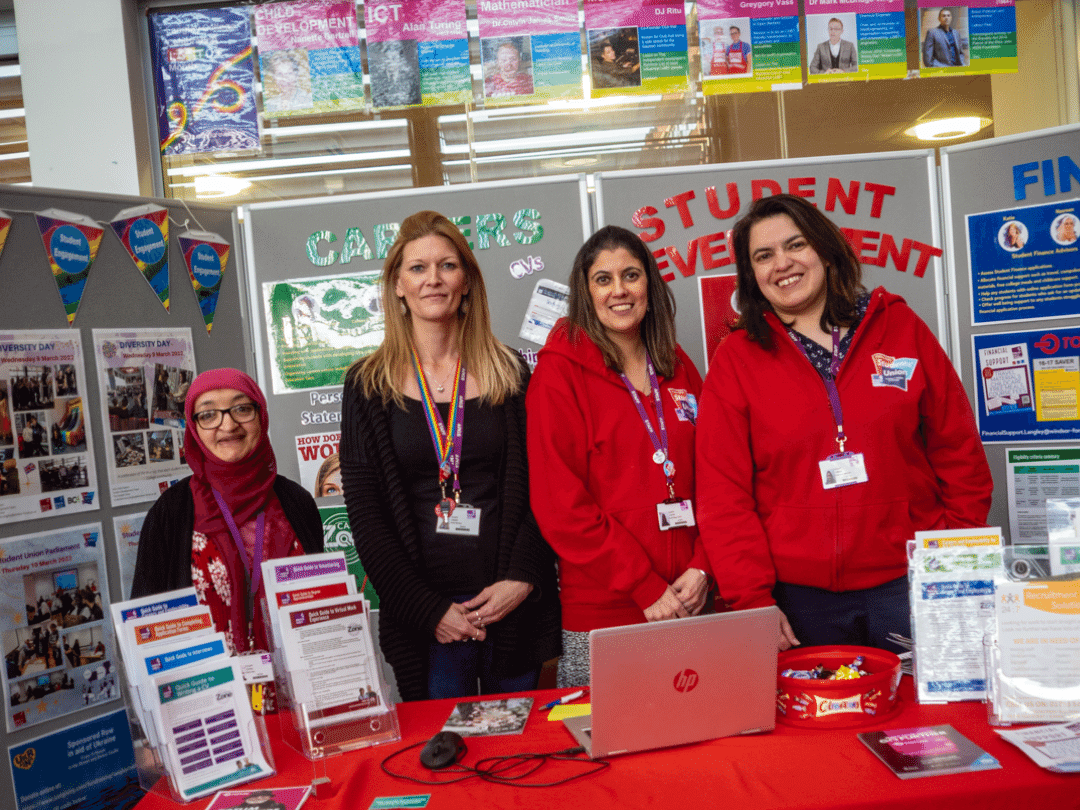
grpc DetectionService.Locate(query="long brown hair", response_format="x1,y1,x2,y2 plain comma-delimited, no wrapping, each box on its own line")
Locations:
566,225,678,377
731,194,865,350
346,210,522,407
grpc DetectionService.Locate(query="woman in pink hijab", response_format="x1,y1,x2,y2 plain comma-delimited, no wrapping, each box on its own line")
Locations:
132,368,322,653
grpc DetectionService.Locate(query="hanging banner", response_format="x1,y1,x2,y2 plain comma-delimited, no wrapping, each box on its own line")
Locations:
149,6,259,156
805,1,906,83
364,0,470,109
698,0,800,95
35,209,103,326
584,0,689,96
0,209,11,264
177,230,230,335
966,198,1080,325
91,328,196,506
477,0,580,104
0,330,99,522
110,204,171,313
973,325,1080,444
254,0,364,118
919,1,1017,77
1,523,118,732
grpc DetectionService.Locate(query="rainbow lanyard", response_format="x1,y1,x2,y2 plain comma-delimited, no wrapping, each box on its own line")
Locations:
411,347,466,501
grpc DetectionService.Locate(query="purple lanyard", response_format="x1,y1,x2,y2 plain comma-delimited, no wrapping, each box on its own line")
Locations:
412,353,467,499
619,352,678,501
788,326,847,453
212,489,265,650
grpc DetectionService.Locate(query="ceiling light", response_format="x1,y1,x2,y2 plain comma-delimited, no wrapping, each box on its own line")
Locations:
907,116,989,141
194,175,252,198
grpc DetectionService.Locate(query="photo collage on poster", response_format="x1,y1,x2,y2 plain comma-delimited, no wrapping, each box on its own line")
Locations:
0,331,99,522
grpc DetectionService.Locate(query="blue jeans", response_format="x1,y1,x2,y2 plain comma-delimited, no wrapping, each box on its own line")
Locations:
773,576,911,654
427,637,539,699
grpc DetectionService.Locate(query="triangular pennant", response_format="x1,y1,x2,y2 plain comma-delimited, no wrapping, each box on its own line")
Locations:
110,204,171,312
35,208,104,326
177,230,230,335
0,209,12,263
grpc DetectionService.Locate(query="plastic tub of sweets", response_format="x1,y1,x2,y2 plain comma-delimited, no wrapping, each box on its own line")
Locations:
775,645,902,728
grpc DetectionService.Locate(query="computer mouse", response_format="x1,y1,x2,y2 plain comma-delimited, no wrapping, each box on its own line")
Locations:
419,730,467,769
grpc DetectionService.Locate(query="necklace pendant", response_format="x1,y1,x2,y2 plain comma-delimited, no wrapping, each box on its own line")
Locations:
436,385,445,393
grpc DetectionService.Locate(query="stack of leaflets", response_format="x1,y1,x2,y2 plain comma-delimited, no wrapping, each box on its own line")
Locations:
858,725,1001,778
995,721,1080,773
261,552,397,757
111,588,273,801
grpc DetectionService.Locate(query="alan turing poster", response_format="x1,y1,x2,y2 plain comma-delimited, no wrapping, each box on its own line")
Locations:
364,0,470,108
698,0,800,95
919,1,1017,78
0,330,99,523
91,328,196,506
584,0,689,97
254,0,364,118
476,0,581,104
0,524,119,733
804,1,906,84
149,6,260,155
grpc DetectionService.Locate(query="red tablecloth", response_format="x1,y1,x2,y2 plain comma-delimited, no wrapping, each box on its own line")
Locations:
134,678,1077,810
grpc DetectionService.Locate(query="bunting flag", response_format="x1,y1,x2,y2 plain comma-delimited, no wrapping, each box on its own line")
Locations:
35,209,104,326
0,209,11,263
110,204,171,312
178,230,230,334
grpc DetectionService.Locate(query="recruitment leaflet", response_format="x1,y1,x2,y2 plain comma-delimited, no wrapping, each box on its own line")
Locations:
153,660,272,800
698,0,800,95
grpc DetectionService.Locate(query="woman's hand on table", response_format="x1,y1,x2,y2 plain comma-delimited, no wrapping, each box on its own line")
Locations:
644,586,690,622
462,580,533,628
672,568,709,616
778,609,799,651
435,603,487,644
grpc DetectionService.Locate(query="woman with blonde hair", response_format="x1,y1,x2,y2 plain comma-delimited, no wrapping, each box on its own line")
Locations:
340,210,560,701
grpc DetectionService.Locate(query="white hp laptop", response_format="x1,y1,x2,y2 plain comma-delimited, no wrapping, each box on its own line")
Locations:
563,606,779,758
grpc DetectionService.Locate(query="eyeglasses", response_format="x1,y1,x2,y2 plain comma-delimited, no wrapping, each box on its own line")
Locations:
193,402,259,429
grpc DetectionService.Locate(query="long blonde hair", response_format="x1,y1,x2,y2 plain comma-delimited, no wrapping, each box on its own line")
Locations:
347,210,522,407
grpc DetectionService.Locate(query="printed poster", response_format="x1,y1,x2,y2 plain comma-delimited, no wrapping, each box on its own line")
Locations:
966,199,1080,325
364,0,470,108
110,204,171,313
112,513,146,602
0,524,119,732
585,0,689,97
919,1,1017,77
35,209,104,327
8,709,141,810
92,328,196,506
698,0,800,95
149,7,260,155
254,0,364,118
0,210,12,263
805,1,906,84
1006,447,1080,547
263,272,383,394
973,326,1080,444
319,505,379,608
476,0,581,104
0,330,99,522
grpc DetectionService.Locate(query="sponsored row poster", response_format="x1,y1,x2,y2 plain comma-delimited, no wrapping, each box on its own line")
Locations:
973,325,1080,444
0,524,118,733
91,328,196,507
0,331,99,523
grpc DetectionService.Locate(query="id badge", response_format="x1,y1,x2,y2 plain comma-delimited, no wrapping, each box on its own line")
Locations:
819,452,868,489
435,503,482,536
238,651,274,684
657,499,696,531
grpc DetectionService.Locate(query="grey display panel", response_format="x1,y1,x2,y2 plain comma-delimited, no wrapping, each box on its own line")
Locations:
594,152,945,373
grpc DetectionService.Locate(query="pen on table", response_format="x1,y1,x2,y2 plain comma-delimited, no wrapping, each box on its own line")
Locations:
541,689,587,711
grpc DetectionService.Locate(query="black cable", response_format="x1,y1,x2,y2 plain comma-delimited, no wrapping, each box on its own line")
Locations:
380,741,609,787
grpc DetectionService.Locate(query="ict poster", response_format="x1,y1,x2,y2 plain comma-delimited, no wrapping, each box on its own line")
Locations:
0,524,118,733
0,330,99,522
92,328,195,506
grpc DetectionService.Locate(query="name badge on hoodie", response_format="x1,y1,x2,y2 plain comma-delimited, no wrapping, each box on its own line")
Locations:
819,453,868,489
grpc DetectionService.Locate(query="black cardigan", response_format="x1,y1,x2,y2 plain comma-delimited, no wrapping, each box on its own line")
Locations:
340,365,561,702
130,475,323,598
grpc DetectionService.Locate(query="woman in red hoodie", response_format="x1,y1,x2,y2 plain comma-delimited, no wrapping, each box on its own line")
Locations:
527,226,711,688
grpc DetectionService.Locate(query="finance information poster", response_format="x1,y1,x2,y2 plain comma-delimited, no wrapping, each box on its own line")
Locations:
0,330,99,522
966,199,1080,325
804,1,906,84
918,1,1017,78
254,0,364,118
1,524,118,732
8,708,140,810
364,0,470,108
973,326,1080,444
698,0,800,95
92,329,196,506
148,7,260,155
584,0,689,97
476,0,581,104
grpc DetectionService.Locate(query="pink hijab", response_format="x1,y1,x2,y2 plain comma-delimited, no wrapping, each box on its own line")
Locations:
183,368,277,534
